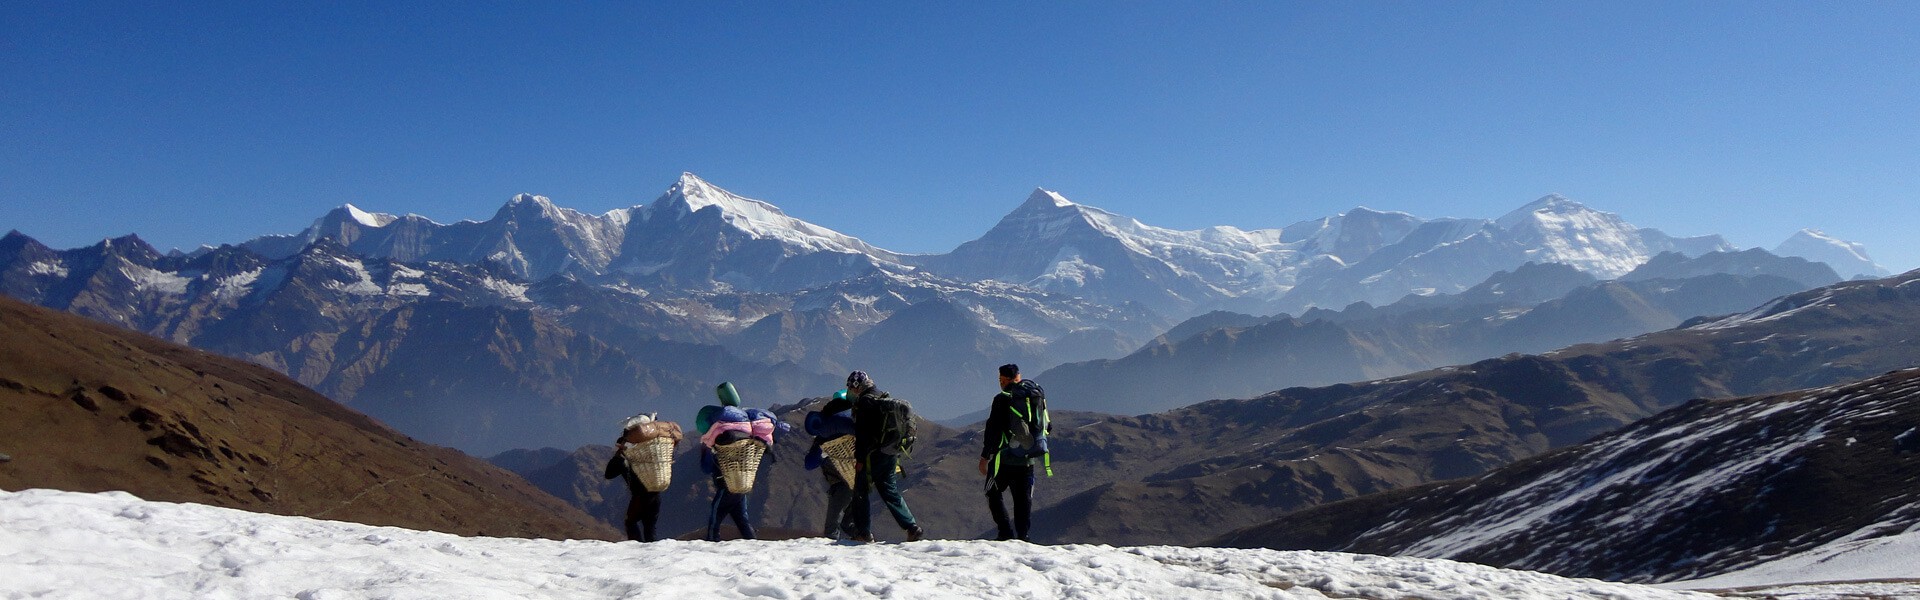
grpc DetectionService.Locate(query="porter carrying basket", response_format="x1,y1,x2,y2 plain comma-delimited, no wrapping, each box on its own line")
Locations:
818,435,858,487
620,437,677,492
714,439,768,494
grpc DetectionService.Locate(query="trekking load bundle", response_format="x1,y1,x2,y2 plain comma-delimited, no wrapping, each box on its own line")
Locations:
620,415,683,492
818,435,859,487
713,439,768,493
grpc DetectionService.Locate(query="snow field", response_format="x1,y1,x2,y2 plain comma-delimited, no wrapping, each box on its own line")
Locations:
0,488,1709,600
1666,528,1920,591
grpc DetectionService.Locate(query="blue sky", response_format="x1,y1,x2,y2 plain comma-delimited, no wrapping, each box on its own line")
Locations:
4,2,1918,269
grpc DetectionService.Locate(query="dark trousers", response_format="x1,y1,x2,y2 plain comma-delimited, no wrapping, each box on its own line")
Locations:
706,478,756,541
986,462,1036,541
823,470,856,538
624,490,661,542
852,451,916,536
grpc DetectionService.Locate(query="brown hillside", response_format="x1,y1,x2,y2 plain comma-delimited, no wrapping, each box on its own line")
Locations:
0,295,617,540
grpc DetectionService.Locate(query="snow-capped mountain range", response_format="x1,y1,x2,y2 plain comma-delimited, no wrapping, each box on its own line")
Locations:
242,174,904,290
229,172,1888,320
0,172,1897,450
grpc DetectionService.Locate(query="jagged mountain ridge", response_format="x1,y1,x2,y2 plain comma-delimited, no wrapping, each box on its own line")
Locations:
1211,367,1920,584
242,173,902,292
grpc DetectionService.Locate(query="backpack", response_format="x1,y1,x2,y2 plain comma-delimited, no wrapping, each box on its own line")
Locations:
868,393,917,457
1000,380,1051,469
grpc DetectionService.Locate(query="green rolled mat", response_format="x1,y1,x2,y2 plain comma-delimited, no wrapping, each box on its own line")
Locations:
695,405,722,435
715,381,741,407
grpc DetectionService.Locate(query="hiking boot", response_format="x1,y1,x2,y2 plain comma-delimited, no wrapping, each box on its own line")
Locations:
852,534,876,543
906,526,925,542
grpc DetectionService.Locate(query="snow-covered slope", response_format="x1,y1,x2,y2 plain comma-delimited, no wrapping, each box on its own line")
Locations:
1669,529,1920,592
0,488,1708,599
1774,228,1891,279
1382,369,1920,580
1216,364,1920,585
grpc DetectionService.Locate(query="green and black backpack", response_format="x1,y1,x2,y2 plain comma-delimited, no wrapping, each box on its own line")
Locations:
999,380,1052,476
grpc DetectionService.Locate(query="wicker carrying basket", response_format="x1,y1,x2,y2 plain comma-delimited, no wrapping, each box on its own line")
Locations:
620,437,677,492
714,439,768,494
819,435,858,487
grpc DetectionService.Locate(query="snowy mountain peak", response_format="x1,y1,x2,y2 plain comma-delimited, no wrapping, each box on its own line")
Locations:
498,194,569,220
1338,205,1423,225
1783,229,1869,259
92,233,157,257
644,173,894,259
1023,188,1076,210
1794,228,1834,240
339,203,398,228
1774,228,1890,278
656,172,773,217
1496,194,1592,230
506,193,552,207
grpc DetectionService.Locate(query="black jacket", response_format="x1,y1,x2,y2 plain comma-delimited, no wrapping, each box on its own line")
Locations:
822,387,892,457
981,380,1045,460
605,452,646,495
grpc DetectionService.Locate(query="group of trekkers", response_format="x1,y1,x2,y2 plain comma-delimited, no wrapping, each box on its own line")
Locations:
603,363,1052,543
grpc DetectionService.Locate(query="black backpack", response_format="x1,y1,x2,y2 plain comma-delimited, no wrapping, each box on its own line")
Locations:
1001,380,1050,463
869,393,917,457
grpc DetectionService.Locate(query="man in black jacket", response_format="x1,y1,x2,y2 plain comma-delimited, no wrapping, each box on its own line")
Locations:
823,370,925,543
607,430,664,542
979,363,1047,542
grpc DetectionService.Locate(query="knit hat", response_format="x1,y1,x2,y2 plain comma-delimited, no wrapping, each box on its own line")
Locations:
998,364,1021,378
846,371,873,390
